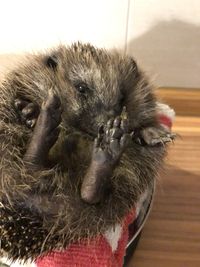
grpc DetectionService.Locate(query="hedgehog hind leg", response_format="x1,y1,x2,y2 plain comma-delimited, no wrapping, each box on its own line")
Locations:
81,116,131,204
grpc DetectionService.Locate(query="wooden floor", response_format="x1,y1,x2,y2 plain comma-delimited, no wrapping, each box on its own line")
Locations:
128,94,200,266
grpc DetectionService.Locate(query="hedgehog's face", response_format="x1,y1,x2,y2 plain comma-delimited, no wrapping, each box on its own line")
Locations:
46,44,139,136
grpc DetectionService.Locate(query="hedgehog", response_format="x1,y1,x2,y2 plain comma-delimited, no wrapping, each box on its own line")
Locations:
0,42,174,262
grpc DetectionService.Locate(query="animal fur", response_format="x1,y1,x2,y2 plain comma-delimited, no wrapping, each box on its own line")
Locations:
0,43,169,261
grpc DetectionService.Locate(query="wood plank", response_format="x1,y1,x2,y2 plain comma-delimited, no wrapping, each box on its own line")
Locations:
156,87,200,117
128,115,200,267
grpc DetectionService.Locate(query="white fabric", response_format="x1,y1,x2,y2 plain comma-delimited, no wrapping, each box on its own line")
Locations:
103,224,123,252
0,257,35,267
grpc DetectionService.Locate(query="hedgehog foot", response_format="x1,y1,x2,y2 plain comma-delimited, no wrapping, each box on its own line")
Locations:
81,116,131,204
14,98,40,129
23,90,62,167
134,126,176,146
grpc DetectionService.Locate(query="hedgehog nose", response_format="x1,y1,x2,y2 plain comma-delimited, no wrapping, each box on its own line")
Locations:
96,111,115,127
96,115,106,127
106,110,116,118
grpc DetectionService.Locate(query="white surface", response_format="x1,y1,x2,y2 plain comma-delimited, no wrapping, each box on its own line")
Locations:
0,0,128,53
127,0,200,39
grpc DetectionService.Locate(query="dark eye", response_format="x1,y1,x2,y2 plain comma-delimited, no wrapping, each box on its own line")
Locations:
119,93,125,106
75,83,89,94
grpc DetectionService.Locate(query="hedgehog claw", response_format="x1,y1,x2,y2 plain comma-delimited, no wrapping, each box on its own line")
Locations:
134,126,175,146
14,98,40,129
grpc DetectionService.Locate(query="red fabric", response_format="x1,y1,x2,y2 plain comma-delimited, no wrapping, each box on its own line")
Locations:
36,209,135,267
159,114,172,129
36,237,115,267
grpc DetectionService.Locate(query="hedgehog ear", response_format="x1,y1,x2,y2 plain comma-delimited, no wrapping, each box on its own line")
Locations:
122,57,138,80
45,55,58,70
129,57,138,77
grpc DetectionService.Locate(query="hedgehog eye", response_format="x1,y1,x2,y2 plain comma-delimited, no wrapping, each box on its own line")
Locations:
75,83,89,94
118,91,126,107
120,94,125,105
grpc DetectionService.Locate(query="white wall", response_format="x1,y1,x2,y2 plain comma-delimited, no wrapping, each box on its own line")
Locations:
0,0,199,88
128,0,200,88
0,0,129,53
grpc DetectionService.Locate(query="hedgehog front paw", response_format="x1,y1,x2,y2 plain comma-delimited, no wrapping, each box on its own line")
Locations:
134,126,176,146
39,90,62,147
14,98,40,129
24,90,62,166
